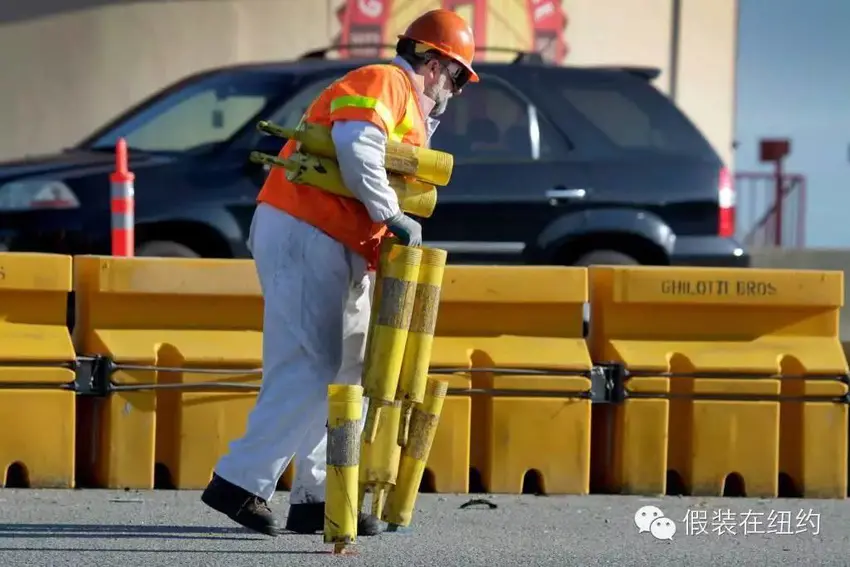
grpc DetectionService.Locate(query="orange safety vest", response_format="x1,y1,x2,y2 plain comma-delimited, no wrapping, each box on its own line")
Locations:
257,62,428,269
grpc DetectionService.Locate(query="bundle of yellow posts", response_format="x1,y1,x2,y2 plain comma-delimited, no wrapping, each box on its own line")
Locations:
323,237,450,553
358,238,450,530
270,115,455,551
249,120,454,219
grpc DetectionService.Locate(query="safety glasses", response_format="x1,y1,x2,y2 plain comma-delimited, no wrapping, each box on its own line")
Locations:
440,59,471,92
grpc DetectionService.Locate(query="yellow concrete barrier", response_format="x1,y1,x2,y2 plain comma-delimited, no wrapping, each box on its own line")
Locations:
72,256,293,489
0,253,76,488
432,266,593,495
588,266,848,498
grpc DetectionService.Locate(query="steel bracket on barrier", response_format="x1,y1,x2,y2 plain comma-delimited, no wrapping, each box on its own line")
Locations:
73,355,112,397
589,365,614,403
596,363,627,404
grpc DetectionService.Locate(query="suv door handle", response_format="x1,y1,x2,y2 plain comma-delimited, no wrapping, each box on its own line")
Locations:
545,188,587,201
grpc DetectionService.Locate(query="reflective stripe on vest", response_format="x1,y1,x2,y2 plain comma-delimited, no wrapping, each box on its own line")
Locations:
329,91,419,143
393,95,418,140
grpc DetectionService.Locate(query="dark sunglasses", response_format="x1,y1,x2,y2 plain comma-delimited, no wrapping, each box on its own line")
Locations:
435,58,471,92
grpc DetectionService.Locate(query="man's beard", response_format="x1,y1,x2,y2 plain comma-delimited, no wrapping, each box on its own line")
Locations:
429,96,449,117
425,77,452,117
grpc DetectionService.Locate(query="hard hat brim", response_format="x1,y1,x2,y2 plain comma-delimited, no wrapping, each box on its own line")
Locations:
398,35,480,83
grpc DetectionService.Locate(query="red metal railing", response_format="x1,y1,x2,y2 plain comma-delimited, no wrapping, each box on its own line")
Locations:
734,171,807,249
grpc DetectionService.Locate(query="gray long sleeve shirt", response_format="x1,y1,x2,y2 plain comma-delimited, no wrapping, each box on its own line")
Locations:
330,56,440,224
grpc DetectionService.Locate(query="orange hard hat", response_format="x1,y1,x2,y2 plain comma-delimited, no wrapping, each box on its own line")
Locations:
398,9,479,84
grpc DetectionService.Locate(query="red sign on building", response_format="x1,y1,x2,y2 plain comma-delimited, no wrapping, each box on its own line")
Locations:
335,0,569,64
337,0,390,58
528,0,569,62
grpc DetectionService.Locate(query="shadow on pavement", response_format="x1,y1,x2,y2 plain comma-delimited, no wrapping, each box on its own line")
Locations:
0,523,264,542
0,547,332,555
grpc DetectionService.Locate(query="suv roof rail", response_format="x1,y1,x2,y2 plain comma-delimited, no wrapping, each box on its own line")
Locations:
298,44,546,65
299,44,396,59
469,46,546,64
583,65,662,80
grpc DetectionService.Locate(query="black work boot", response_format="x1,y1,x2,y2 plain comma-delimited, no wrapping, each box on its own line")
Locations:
285,502,384,536
357,512,384,536
201,473,281,536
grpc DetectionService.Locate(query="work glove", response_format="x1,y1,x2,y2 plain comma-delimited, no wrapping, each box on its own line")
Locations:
386,212,422,247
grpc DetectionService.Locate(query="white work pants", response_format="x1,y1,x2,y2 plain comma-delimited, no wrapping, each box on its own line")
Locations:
214,203,372,504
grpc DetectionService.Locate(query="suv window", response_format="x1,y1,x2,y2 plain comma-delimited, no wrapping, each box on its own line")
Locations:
556,76,715,157
87,73,284,153
264,75,340,130
258,72,571,161
431,79,566,161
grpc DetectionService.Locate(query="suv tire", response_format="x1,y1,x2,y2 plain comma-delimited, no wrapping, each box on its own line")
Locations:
573,249,640,266
136,240,200,258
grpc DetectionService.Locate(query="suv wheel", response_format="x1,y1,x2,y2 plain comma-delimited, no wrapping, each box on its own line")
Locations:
136,240,200,258
573,249,639,266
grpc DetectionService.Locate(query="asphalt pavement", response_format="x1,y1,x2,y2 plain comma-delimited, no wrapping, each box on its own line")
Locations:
0,489,845,566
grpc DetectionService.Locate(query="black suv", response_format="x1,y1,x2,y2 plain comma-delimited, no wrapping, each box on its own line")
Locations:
0,47,747,267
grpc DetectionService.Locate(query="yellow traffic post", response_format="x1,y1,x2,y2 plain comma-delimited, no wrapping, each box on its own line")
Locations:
256,120,454,186
362,238,398,373
357,238,402,519
396,247,447,446
382,377,448,529
358,400,403,519
324,384,363,555
248,151,437,218
362,245,422,443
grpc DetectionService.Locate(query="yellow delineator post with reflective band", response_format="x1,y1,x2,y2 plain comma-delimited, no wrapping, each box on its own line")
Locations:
588,265,848,498
362,244,422,443
396,247,448,447
357,399,402,519
325,384,363,555
0,253,76,488
256,120,454,186
357,238,400,518
435,266,593,495
71,256,304,490
382,377,448,527
363,238,398,368
249,151,438,219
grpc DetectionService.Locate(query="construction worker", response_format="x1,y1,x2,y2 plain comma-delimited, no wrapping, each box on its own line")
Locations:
201,9,477,537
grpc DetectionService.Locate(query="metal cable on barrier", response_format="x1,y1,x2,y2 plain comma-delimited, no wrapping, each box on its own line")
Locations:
3,355,848,404
624,369,850,382
0,359,84,392
109,363,262,375
99,361,602,400
106,363,592,377
0,382,76,390
109,382,261,391
105,382,598,400
60,356,607,401
623,391,849,404
0,360,75,368
604,363,850,404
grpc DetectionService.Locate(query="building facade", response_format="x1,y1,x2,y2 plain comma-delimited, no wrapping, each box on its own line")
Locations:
0,0,737,166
